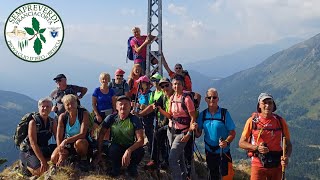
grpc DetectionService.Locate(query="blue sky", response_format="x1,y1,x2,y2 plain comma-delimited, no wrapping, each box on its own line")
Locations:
1,0,320,65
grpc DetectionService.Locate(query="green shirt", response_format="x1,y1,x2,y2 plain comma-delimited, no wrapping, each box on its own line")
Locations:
111,117,135,146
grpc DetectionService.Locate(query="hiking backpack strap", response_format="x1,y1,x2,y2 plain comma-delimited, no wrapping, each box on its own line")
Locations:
122,79,126,95
202,108,227,124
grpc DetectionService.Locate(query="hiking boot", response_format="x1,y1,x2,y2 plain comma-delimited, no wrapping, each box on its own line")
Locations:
144,160,157,170
19,162,32,177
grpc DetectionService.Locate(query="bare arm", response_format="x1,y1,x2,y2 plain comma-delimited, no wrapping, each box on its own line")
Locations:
52,119,58,140
92,96,100,117
56,114,66,146
162,55,173,75
79,87,88,99
28,120,46,163
239,135,258,152
138,104,154,117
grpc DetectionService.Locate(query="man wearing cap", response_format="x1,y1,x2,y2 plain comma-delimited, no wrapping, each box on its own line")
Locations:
239,93,292,180
108,68,130,97
50,74,87,116
93,95,144,177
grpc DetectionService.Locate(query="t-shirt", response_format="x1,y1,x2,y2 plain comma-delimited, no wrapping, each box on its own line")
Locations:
130,35,147,62
102,114,143,146
108,80,129,96
50,85,83,115
138,90,152,105
148,90,164,104
241,113,290,167
169,94,195,130
197,107,236,153
148,90,164,119
92,87,115,112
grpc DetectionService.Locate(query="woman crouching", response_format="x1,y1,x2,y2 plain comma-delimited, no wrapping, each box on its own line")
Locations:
51,94,90,169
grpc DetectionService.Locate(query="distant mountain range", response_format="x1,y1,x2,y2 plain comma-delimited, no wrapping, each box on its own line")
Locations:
0,90,37,170
185,37,303,78
212,33,320,179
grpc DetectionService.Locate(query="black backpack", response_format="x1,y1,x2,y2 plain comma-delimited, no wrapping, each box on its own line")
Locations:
171,92,199,116
201,108,227,124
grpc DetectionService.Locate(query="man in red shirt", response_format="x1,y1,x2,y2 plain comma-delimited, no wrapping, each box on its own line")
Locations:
239,93,292,180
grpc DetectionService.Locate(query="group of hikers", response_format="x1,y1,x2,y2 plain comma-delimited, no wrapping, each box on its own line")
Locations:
16,26,292,180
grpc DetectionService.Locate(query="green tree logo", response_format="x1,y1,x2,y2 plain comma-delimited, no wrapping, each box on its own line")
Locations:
24,17,46,55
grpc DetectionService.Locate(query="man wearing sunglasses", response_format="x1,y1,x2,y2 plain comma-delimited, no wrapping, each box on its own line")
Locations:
191,88,236,179
162,55,192,91
50,74,87,116
109,68,130,97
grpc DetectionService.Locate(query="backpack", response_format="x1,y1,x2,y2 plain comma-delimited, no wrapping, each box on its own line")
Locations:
171,92,198,116
201,108,227,124
109,79,126,96
182,70,191,81
126,36,140,62
13,112,52,150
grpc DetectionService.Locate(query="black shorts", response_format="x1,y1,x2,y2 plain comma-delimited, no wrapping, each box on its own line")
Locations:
20,146,54,170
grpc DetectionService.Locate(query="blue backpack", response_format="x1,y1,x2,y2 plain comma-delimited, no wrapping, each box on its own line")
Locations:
126,36,138,61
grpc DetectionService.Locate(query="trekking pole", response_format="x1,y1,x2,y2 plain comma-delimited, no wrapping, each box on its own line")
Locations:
281,137,286,180
219,137,223,180
134,81,141,112
150,107,158,162
193,137,204,162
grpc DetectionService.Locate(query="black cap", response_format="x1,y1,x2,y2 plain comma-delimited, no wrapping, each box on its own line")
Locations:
53,74,66,80
117,95,131,102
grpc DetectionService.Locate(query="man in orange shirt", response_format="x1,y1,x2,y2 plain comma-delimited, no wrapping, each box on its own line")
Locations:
239,93,292,180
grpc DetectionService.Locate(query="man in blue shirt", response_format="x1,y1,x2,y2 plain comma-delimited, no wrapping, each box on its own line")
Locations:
191,88,236,179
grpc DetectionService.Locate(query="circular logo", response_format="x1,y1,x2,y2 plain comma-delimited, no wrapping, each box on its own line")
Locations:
4,3,64,62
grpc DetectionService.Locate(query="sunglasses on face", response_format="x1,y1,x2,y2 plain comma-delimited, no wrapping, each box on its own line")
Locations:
116,75,123,77
161,84,170,89
55,79,62,83
206,96,218,100
175,67,182,70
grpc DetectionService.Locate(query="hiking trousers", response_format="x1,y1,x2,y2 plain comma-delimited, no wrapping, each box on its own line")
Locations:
151,125,169,164
167,129,187,180
108,143,145,176
142,115,154,154
250,166,282,180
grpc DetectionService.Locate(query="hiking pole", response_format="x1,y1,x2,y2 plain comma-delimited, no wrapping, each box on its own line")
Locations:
219,137,223,180
281,137,286,180
150,108,158,162
133,81,141,113
193,138,204,162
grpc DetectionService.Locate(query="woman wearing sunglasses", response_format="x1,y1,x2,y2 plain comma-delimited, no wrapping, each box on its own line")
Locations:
191,88,236,180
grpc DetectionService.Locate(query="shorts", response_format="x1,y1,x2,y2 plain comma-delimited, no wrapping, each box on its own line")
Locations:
20,146,54,170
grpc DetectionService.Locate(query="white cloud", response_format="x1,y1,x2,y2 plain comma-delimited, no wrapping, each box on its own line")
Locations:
167,3,187,16
120,8,136,16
